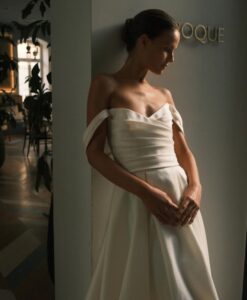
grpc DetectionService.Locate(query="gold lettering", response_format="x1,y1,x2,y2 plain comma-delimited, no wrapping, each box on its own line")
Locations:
194,25,207,44
181,22,193,39
207,26,217,42
178,22,224,44
217,27,224,43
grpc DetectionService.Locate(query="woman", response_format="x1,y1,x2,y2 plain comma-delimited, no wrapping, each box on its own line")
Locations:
83,8,219,300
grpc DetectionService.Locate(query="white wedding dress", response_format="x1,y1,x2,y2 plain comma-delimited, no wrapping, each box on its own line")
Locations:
82,102,219,300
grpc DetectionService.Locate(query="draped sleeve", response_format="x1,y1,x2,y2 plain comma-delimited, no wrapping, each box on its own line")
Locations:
168,104,185,135
82,109,115,272
82,109,113,158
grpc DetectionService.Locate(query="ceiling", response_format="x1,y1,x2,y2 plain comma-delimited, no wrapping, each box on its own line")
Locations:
0,0,50,24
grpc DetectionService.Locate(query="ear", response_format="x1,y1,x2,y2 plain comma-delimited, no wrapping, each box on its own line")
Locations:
138,33,151,47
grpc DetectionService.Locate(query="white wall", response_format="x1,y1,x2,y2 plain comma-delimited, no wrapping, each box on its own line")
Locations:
52,0,247,299
52,0,91,299
92,1,247,299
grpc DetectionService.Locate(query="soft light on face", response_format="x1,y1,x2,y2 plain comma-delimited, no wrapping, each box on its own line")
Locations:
146,28,180,75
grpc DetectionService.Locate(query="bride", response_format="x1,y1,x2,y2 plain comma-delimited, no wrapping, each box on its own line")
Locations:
83,8,219,300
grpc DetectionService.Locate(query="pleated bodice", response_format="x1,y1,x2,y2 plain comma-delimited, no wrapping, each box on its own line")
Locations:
107,103,182,172
83,102,185,173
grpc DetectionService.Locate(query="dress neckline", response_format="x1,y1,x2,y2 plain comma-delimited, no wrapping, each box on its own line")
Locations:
108,102,170,119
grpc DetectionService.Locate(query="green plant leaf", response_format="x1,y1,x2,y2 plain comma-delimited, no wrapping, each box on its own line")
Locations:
40,2,46,17
22,0,40,19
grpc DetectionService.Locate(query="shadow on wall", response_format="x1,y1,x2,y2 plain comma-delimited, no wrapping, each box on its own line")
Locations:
92,24,127,75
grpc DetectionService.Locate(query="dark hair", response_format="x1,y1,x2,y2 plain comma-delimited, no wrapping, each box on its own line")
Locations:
121,9,179,53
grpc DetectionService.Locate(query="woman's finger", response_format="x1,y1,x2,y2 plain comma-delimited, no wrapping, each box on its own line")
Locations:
167,205,182,225
157,205,180,226
180,201,196,226
188,206,199,224
156,211,170,225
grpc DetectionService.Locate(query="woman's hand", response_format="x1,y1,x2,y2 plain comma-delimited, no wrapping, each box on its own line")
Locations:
178,183,202,226
141,186,182,227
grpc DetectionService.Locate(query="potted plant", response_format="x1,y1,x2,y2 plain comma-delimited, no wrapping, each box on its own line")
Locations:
0,36,18,167
23,62,52,155
0,89,19,167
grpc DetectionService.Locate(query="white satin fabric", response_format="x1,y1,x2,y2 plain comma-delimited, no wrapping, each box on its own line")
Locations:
82,103,219,300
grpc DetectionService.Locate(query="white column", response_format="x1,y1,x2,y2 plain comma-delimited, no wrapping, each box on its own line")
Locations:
52,0,91,299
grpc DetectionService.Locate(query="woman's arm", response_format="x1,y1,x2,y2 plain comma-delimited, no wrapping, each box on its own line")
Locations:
173,128,202,187
173,128,202,224
164,88,202,187
166,89,201,225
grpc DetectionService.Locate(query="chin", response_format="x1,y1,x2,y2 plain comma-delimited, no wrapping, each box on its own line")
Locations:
159,67,166,74
151,68,164,75
149,64,166,74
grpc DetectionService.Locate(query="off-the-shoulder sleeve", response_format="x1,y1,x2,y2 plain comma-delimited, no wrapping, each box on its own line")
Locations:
169,104,185,134
83,109,115,270
82,109,111,155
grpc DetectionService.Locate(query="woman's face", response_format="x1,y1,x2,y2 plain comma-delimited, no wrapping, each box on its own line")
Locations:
144,29,180,74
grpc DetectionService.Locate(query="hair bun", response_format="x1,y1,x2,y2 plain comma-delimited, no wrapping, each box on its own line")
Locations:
121,18,134,45
126,18,134,26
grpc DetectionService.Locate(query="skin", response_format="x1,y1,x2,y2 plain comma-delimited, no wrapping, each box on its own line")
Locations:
86,28,202,227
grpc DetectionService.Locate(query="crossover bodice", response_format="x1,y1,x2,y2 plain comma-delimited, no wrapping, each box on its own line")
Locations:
83,103,185,173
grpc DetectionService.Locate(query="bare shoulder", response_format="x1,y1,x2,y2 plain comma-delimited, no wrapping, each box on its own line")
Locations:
158,87,175,106
86,73,116,124
90,72,115,98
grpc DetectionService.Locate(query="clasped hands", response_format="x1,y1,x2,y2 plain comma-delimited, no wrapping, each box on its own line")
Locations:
146,183,202,227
